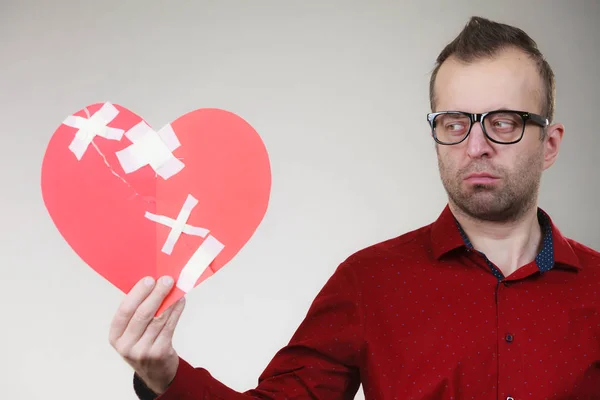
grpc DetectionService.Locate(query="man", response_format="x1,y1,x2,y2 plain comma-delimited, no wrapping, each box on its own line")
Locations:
109,16,600,399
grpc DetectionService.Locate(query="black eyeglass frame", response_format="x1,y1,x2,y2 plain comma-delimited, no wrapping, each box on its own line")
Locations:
426,110,550,145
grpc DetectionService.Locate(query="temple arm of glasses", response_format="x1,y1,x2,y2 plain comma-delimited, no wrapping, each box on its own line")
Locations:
528,113,549,127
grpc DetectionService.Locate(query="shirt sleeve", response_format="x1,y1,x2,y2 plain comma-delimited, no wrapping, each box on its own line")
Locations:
133,261,364,400
133,372,159,400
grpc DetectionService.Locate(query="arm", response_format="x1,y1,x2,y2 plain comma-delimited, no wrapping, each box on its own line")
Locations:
127,261,364,400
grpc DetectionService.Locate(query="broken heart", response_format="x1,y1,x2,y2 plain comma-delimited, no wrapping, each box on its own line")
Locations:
41,102,271,315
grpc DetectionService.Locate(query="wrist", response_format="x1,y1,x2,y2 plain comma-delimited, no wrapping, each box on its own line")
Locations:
140,357,179,395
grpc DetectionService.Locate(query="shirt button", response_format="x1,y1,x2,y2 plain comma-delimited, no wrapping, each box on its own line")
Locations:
505,333,514,343
507,397,514,400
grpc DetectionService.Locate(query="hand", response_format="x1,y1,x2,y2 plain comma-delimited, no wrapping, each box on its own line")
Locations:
109,275,186,394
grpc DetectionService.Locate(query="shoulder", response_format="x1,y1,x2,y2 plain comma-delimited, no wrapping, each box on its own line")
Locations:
335,222,434,278
567,238,600,267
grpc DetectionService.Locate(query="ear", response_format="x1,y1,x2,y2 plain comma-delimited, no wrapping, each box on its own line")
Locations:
542,122,564,170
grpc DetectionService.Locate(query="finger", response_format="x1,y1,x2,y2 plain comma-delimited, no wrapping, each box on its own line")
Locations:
121,276,175,344
153,296,186,349
109,276,156,345
134,300,178,349
125,298,184,363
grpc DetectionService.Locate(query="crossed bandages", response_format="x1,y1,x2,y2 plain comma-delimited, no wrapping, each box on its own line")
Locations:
63,102,184,179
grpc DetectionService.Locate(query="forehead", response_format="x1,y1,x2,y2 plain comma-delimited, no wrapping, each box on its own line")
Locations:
433,47,543,113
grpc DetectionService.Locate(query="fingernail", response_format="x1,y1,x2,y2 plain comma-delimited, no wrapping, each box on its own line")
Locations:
161,276,173,287
144,277,155,287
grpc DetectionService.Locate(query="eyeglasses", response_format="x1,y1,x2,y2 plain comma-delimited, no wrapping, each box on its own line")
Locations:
426,110,549,145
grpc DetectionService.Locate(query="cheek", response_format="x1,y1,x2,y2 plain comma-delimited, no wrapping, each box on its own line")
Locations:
501,148,544,179
522,149,545,172
438,149,463,171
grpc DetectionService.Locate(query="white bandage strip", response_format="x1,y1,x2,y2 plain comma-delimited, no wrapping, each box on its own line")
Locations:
144,194,209,255
144,214,210,237
176,235,225,293
116,121,184,180
63,102,125,160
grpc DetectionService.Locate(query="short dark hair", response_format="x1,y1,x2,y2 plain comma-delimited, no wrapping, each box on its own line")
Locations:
429,16,556,122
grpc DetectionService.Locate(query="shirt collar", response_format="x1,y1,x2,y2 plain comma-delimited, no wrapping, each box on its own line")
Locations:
430,204,582,272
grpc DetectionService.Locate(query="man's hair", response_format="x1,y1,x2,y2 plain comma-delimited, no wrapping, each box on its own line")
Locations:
429,16,556,122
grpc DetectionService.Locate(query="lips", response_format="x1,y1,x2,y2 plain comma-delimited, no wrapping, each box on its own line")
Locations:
466,173,497,179
464,173,498,184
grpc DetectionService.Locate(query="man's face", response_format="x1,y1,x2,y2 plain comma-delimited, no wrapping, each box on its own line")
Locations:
433,47,557,222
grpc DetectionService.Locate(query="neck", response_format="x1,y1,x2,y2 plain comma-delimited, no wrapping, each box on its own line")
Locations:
449,202,543,277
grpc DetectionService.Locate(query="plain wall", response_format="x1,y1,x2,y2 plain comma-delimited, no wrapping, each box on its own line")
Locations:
2,1,599,399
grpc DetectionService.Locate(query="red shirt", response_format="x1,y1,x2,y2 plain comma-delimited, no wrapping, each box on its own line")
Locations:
134,205,600,399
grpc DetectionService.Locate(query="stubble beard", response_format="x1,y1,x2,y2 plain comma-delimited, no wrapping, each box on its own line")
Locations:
438,152,544,223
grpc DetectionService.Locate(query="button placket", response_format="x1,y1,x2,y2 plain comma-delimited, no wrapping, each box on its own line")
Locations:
496,278,521,399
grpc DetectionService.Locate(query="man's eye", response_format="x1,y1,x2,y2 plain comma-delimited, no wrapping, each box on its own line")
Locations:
446,123,465,131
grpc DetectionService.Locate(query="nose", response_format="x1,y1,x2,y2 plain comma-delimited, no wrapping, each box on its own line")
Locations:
465,122,494,158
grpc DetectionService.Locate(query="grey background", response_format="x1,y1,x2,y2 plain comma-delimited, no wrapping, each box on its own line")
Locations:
2,1,599,399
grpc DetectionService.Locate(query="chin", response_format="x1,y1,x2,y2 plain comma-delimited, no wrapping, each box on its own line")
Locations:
451,190,502,213
462,185,498,197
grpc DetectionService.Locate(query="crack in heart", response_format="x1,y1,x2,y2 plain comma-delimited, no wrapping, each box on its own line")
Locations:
83,106,157,206
80,106,209,275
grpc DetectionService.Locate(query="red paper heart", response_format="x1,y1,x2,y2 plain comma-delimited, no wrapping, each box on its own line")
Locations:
41,103,271,315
